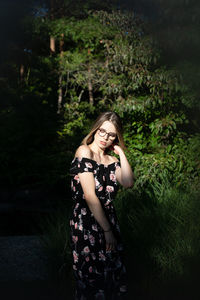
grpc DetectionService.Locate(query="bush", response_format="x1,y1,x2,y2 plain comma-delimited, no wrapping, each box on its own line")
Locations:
115,176,200,291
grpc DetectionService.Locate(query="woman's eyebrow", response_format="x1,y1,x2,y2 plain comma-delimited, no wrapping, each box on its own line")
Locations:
100,127,116,134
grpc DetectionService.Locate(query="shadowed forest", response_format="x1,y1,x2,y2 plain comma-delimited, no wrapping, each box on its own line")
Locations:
0,0,200,299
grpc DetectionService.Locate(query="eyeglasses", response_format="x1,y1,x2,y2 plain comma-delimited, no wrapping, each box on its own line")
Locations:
98,128,117,140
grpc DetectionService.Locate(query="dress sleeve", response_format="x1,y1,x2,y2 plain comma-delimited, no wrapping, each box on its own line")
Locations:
70,157,95,176
115,160,121,169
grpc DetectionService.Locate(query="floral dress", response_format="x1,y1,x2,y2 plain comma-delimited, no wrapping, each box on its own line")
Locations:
69,157,127,300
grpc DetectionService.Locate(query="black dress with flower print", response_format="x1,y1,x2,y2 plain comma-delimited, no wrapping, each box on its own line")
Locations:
69,157,127,300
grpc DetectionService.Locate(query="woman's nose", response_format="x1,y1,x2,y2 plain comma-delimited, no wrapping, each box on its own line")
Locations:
104,133,109,140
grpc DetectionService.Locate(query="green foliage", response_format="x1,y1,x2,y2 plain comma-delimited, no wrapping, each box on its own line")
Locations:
1,7,200,189
50,10,199,168
115,180,200,284
37,200,73,281
123,132,200,191
1,4,200,192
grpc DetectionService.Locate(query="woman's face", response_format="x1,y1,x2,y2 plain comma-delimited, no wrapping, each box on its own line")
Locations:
94,121,117,149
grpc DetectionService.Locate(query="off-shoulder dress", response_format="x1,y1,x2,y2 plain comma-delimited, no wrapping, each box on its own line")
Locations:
69,157,127,300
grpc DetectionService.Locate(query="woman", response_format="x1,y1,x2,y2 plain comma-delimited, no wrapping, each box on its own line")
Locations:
69,111,134,299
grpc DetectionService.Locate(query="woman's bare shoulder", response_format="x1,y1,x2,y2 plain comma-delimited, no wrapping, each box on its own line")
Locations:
109,155,119,163
74,145,92,159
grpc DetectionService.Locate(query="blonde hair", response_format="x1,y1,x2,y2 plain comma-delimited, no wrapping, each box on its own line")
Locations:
81,111,127,151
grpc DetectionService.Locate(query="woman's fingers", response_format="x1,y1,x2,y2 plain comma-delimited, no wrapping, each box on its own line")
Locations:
106,243,116,251
104,231,117,251
106,244,111,251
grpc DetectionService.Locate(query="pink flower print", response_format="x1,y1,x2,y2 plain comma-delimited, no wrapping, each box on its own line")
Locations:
98,186,103,192
78,270,83,278
89,234,95,246
75,203,79,209
73,264,77,270
78,163,80,168
116,224,120,232
89,266,93,273
110,173,116,181
120,285,127,293
79,224,83,231
99,251,106,261
111,216,115,224
105,199,111,206
106,185,114,193
103,176,105,181
95,290,105,299
95,178,101,187
92,224,98,231
91,253,96,260
85,256,90,262
74,222,78,229
94,170,97,174
73,186,76,192
74,175,80,183
116,258,122,268
72,235,78,243
84,168,88,172
84,234,88,240
81,208,87,215
83,246,90,254
73,250,79,263
85,162,93,168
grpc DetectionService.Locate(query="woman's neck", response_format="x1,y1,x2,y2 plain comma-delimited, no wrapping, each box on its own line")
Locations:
88,142,105,158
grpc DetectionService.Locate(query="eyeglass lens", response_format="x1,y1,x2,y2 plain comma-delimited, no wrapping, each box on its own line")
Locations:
98,128,116,140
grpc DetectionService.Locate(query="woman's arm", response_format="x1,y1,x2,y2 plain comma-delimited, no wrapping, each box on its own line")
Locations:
114,145,134,188
78,172,112,231
78,172,117,251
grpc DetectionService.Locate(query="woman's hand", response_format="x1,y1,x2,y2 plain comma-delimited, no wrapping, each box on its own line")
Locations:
113,144,124,156
104,230,117,251
113,144,134,188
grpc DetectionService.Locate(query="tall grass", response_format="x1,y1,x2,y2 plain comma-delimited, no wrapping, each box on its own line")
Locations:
115,175,200,295
36,199,74,293
36,178,200,297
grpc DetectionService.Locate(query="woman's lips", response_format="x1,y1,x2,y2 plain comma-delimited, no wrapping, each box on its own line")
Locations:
100,141,106,146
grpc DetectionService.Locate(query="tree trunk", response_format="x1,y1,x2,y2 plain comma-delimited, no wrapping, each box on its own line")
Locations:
50,36,55,53
88,64,94,105
87,49,94,106
50,0,56,54
78,90,84,102
57,74,63,114
20,64,24,82
57,33,64,114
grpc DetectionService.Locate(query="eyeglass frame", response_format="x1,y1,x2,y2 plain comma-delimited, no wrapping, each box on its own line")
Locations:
97,127,117,141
